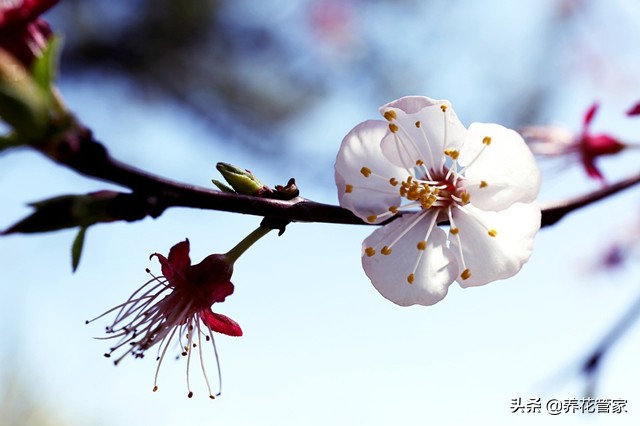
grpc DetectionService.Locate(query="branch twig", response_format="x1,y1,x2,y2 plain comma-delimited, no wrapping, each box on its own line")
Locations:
28,124,640,228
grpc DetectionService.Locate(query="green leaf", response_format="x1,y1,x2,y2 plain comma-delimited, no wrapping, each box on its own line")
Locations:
71,226,88,272
31,35,63,97
211,179,236,193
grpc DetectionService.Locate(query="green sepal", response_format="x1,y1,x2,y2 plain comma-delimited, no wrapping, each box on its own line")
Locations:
31,35,63,102
71,226,88,272
0,49,49,140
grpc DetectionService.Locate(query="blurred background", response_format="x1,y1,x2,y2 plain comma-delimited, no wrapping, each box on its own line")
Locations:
1,0,640,424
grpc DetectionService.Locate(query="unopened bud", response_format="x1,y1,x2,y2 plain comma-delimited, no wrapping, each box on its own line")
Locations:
214,162,266,196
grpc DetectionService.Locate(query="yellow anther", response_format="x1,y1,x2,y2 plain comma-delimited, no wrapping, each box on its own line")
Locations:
407,273,415,284
488,229,497,237
440,104,448,112
480,180,488,188
482,136,492,145
416,159,424,166
381,246,392,255
383,110,397,121
365,247,376,257
360,166,372,177
345,184,353,193
366,214,377,223
389,123,399,133
450,227,459,235
389,206,399,214
389,177,398,186
461,192,471,204
444,149,459,160
460,268,471,280
153,386,158,392
415,121,421,128
417,241,426,250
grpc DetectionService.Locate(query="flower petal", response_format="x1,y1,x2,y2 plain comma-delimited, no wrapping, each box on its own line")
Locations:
335,120,405,224
459,123,541,210
379,96,466,172
202,310,243,337
150,239,192,285
449,202,540,288
362,213,458,306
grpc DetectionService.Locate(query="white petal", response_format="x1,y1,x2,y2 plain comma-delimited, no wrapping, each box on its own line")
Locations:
458,123,541,210
335,120,406,224
362,213,458,306
379,97,467,173
449,202,541,288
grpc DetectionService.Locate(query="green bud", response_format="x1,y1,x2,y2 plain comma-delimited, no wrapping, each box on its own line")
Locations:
0,48,49,140
215,162,266,195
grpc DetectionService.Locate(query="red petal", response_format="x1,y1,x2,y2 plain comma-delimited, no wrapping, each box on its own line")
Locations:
201,310,243,337
0,0,59,29
626,102,640,117
583,102,599,128
581,156,604,181
167,239,191,273
150,239,191,282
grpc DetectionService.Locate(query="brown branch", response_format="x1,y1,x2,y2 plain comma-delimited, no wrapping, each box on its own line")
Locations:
34,124,640,228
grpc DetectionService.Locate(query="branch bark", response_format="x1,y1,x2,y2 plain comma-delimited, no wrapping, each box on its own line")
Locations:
33,124,640,229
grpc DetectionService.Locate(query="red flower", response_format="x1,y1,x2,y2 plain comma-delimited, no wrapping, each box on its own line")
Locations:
88,239,242,399
575,103,626,181
523,102,627,183
0,0,60,66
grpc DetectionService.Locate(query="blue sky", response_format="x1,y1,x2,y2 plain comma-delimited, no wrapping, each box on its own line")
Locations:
2,1,640,425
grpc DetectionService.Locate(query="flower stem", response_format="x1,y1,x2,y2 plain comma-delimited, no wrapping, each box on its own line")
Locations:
225,226,272,264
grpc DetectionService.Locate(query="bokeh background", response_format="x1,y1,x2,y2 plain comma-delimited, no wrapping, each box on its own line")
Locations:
2,0,640,425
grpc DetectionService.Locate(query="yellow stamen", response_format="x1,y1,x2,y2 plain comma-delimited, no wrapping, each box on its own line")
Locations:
461,192,471,204
360,166,372,177
381,246,392,255
415,121,421,128
440,105,448,112
345,184,353,193
153,386,159,392
480,181,488,188
389,206,399,214
461,268,471,280
444,149,459,160
450,227,459,235
417,241,426,250
482,136,492,145
407,273,415,284
488,229,497,237
389,123,399,133
383,110,396,121
415,159,424,166
389,177,398,186
366,214,377,223
365,247,376,257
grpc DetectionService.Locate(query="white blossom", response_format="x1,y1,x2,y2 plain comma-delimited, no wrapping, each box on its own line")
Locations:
335,96,541,306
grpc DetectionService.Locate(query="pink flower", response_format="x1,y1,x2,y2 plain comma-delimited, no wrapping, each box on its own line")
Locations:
523,102,626,183
0,0,59,66
88,239,242,399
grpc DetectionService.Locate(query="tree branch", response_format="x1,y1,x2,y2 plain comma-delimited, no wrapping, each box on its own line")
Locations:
32,124,640,228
